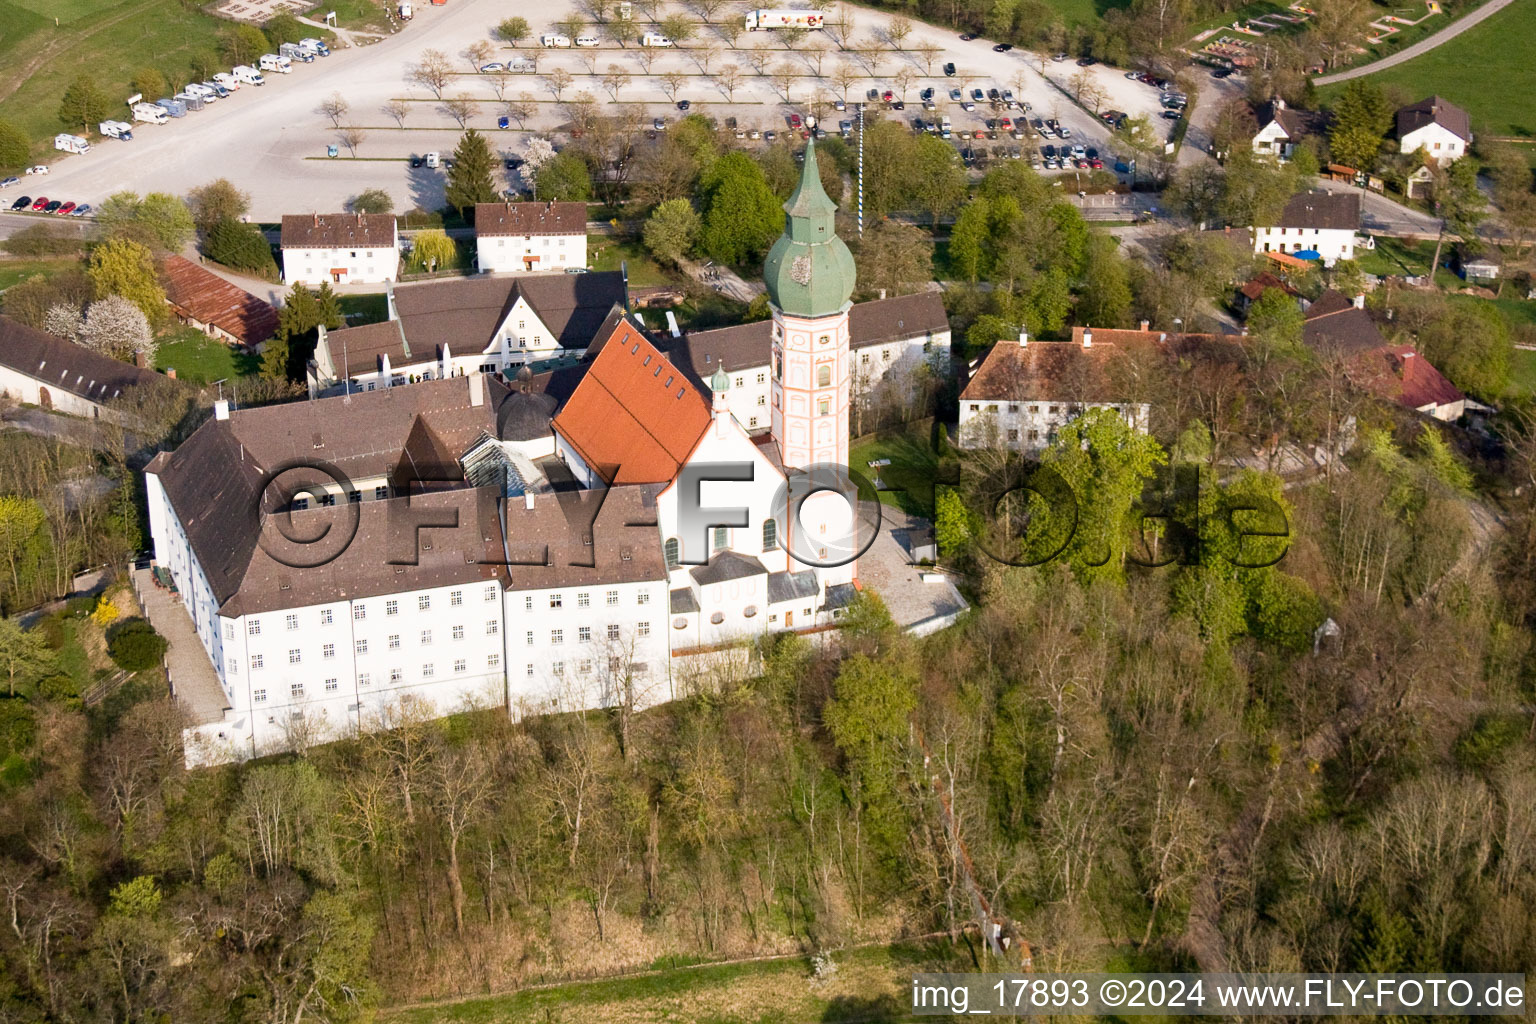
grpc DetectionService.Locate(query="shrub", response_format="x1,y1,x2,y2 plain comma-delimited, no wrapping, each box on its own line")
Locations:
205,218,277,277
3,225,86,258
106,618,167,672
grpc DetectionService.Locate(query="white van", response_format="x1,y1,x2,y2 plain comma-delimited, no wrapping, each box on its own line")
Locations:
574,35,600,46
540,33,572,47
425,151,440,168
232,65,266,85
640,32,672,46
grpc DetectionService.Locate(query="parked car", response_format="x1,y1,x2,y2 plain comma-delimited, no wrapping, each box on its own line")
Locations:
653,117,666,130
789,112,802,127
1161,110,1182,120
949,88,962,100
1211,66,1234,79
56,201,75,215
678,99,690,110
25,166,47,175
1076,56,1096,65
410,155,424,168
881,90,893,103
1057,124,1072,138
1085,147,1098,160
725,116,738,128
30,197,48,210
42,200,61,214
834,98,846,110
71,203,90,217
959,32,976,40
1002,88,1015,102
480,62,505,72
891,100,904,110
987,88,1000,100
10,196,31,211
1052,52,1069,62
971,88,984,100
961,101,976,112
497,115,510,128
993,43,1012,51
0,177,17,189
867,88,880,101
943,62,957,76
999,116,1013,130
1042,144,1056,159
749,128,761,139
764,129,777,141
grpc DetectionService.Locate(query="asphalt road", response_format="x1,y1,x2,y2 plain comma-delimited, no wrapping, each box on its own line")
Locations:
1308,176,1442,236
21,0,1173,219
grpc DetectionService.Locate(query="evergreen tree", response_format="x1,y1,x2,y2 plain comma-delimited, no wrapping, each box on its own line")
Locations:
444,129,498,217
205,218,277,276
57,75,109,136
1328,80,1392,171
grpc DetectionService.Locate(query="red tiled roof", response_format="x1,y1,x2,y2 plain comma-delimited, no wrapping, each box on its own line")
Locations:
1238,272,1299,302
1377,346,1464,412
551,316,710,484
160,256,279,346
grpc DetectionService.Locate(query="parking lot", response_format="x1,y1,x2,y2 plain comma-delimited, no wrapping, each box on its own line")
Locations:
19,0,1178,218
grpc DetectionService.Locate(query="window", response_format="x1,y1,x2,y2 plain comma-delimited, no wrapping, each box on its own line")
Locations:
524,629,534,647
713,526,728,551
577,592,590,608
750,417,758,427
418,595,431,611
710,612,725,624
486,620,499,635
1007,429,1018,441
454,659,466,674
248,619,262,636
549,593,563,609
524,595,534,611
860,352,870,365
744,605,759,618
578,626,591,643
254,688,267,703
819,398,830,416
453,625,465,640
763,518,777,552
388,634,401,649
227,658,237,675
422,663,435,678
354,605,366,620
578,659,592,675
291,682,304,699
322,643,335,659
756,394,766,406
756,372,766,384
450,589,463,606
358,672,371,688
488,653,501,668
673,617,688,630
817,364,831,387
325,678,338,692
665,537,680,569
637,591,650,605
420,629,432,646
607,624,620,641
386,600,398,616
376,486,389,500
552,629,564,645
390,668,404,683
251,654,264,670
355,639,368,654
638,621,651,636
734,376,744,388
320,608,333,626
484,584,497,602
224,622,234,640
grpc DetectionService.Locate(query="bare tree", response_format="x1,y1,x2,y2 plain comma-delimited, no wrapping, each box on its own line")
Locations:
717,62,743,101
695,42,720,73
858,38,886,77
604,64,634,100
634,46,659,72
546,67,573,100
383,98,409,128
488,67,513,101
505,93,535,128
578,47,601,74
887,15,912,49
915,40,941,73
771,62,797,102
695,0,729,21
802,38,829,76
464,39,494,72
717,19,742,48
428,747,493,935
410,48,453,98
747,41,774,75
318,92,349,128
339,125,367,156
831,61,858,101
442,93,480,127
894,66,916,100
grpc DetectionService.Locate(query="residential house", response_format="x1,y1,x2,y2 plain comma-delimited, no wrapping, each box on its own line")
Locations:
160,255,279,351
1397,95,1471,164
1250,98,1326,161
280,212,399,286
1253,191,1361,267
0,314,162,418
475,201,588,273
1234,272,1301,318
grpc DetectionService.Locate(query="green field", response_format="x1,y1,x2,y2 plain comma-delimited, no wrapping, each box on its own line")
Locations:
1318,0,1536,139
850,419,940,518
0,0,230,147
155,328,260,384
0,257,79,291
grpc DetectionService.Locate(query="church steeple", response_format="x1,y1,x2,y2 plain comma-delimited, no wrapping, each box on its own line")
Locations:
763,141,856,318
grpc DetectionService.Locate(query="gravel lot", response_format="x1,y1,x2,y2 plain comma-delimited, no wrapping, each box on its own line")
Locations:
26,0,1174,219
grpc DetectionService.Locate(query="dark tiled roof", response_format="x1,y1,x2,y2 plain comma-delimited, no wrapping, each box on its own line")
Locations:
671,587,699,613
690,551,768,586
322,320,411,376
0,314,161,405
501,485,666,590
1272,191,1359,231
821,581,858,610
1397,95,1471,143
474,201,586,236
1303,290,1385,356
392,271,626,355
280,212,396,249
160,256,279,347
767,569,818,604
1255,101,1327,140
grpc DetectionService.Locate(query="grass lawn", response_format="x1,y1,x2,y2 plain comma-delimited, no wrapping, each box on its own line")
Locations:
850,418,940,519
0,0,231,147
155,327,260,385
1317,0,1536,139
308,0,393,34
1510,349,1536,396
588,235,676,288
1355,236,1437,277
339,292,389,326
0,257,79,291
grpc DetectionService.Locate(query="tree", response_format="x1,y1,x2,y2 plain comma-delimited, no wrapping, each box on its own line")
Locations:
886,15,912,49
1417,300,1511,399
534,151,592,201
772,62,797,102
205,217,277,276
696,43,720,74
546,67,573,100
1247,286,1304,348
441,94,479,128
498,16,530,44
57,75,109,135
319,92,349,127
700,152,783,264
263,11,305,45
0,268,93,329
87,238,165,323
642,198,700,265
660,13,695,46
444,129,498,216
221,24,270,65
0,118,28,173
506,93,535,128
409,229,457,274
854,219,933,297
339,126,367,156
1329,80,1392,171
106,619,167,672
832,62,858,101
96,191,195,251
185,179,250,232
44,304,83,341
350,188,394,214
915,40,942,73
1077,234,1132,328
0,617,53,697
464,39,494,73
717,63,743,101
411,49,453,98
610,13,637,46
893,67,917,101
131,68,169,102
822,654,916,813
558,16,586,43
659,70,685,101
82,296,154,363
383,98,410,129
604,65,634,100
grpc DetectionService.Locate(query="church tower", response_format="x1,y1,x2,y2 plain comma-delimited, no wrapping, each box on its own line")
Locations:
764,141,856,472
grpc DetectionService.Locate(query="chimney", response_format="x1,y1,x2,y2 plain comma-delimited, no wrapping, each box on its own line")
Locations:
1081,327,1092,348
1139,319,1150,332
1352,293,1365,309
1017,328,1028,347
665,310,681,338
214,399,230,420
1275,96,1285,111
524,491,535,510
313,212,319,226
134,351,149,368
468,369,483,406
166,367,176,380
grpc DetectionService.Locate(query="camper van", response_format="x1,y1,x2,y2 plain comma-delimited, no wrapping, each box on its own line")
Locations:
540,34,572,47
53,134,90,155
425,151,441,168
259,53,292,74
640,32,672,46
212,72,241,91
232,65,266,86
279,42,315,63
299,37,330,56
575,35,600,46
131,102,169,124
398,2,413,18
98,121,134,141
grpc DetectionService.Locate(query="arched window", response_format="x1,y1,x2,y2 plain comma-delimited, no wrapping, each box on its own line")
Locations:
762,518,777,552
664,537,680,569
712,526,728,552
816,364,831,388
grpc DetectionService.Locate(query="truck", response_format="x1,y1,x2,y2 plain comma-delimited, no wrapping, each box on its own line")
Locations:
744,9,825,29
155,97,187,118
175,91,205,112
98,121,134,140
213,71,241,91
232,65,265,86
299,37,330,56
259,53,292,73
640,31,672,46
279,42,315,63
54,133,90,154
131,102,169,124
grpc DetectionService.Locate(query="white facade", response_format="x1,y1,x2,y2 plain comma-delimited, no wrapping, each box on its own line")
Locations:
477,232,587,274
771,305,852,471
1252,119,1296,160
1253,224,1355,266
0,363,116,419
282,224,400,286
1400,122,1467,163
959,396,1149,450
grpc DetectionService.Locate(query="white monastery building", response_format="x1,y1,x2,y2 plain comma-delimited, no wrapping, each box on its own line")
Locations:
280,212,400,287
474,201,588,273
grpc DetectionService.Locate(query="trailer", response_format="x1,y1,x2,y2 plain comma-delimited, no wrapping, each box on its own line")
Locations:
98,121,134,140
155,97,187,118
259,54,292,74
54,133,90,154
506,57,538,73
131,102,169,124
744,9,825,29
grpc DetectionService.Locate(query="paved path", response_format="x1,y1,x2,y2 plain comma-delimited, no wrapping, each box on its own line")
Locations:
678,256,761,302
1307,176,1442,236
295,13,387,48
1313,0,1520,85
131,566,230,726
